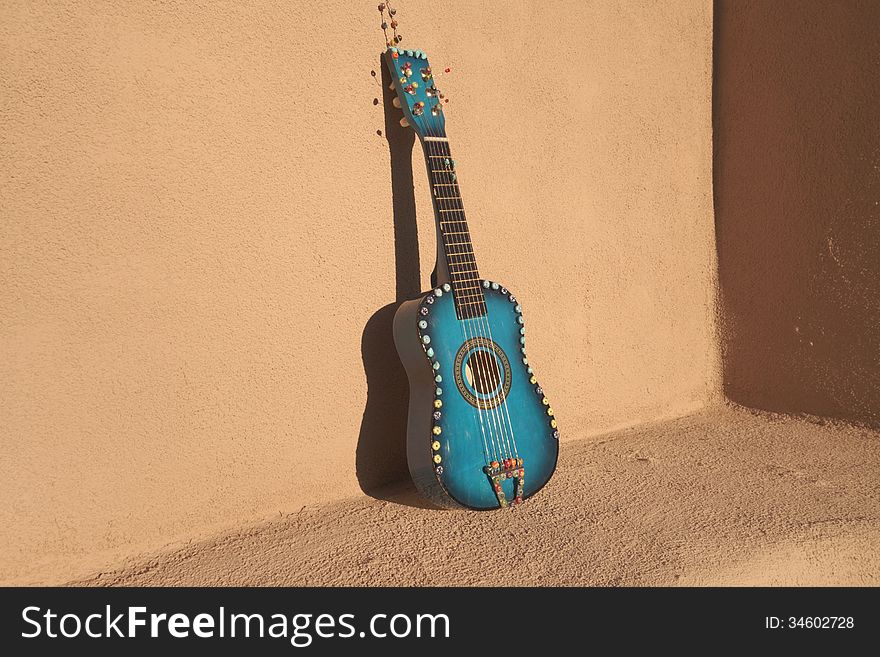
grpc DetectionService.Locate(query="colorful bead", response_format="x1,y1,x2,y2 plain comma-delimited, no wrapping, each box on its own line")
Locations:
522,357,528,365
527,367,533,374
433,454,442,464
436,387,442,395
491,461,499,468
542,397,549,405
491,282,500,290
435,465,443,475
515,304,522,313
433,426,442,435
431,440,441,451
517,316,524,324
420,306,429,316
434,374,442,383
483,280,490,288
536,386,543,395
553,430,560,439
550,419,557,428
418,320,428,329
422,335,431,344
530,376,537,384
426,347,434,357
501,287,508,294
442,283,451,292
547,408,554,416
434,399,442,408
520,337,526,345
426,295,435,304
433,410,442,420
509,294,517,302
433,362,440,370
520,327,526,335
434,288,443,296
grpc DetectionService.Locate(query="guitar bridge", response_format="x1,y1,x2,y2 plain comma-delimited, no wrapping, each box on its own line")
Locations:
483,458,525,508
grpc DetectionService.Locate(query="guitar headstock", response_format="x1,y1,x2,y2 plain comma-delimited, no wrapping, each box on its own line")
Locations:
384,47,446,140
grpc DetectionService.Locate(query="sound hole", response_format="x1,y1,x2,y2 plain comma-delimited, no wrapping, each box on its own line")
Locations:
464,350,501,395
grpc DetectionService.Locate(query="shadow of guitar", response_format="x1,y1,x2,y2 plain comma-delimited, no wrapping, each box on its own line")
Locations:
354,58,440,509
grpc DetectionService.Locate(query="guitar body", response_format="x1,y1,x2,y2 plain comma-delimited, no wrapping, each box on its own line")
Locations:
394,281,559,510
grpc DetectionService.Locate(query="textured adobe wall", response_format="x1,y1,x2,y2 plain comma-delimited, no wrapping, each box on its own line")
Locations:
714,0,880,426
0,1,716,584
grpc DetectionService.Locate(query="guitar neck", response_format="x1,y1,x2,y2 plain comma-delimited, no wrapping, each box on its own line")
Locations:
421,137,487,319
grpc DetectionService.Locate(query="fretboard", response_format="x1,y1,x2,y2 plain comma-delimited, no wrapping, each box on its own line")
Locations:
422,138,486,319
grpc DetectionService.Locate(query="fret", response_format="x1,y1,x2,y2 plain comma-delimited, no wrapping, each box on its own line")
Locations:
442,230,470,236
452,289,485,300
454,299,487,308
444,241,474,249
440,220,468,226
452,282,484,292
433,183,457,187
438,208,465,214
434,196,462,201
451,269,480,277
433,200,464,209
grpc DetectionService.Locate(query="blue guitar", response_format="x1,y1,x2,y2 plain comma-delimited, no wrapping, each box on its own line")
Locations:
384,44,559,510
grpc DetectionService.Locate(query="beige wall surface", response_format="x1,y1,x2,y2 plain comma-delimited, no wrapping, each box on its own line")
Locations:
0,1,715,584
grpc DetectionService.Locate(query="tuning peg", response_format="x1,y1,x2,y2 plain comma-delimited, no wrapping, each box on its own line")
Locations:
392,97,401,108
399,117,410,128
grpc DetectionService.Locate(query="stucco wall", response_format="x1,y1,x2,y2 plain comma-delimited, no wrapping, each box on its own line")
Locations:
0,1,716,584
714,0,880,427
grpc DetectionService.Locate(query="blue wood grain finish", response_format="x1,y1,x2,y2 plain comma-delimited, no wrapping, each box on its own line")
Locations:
396,282,559,510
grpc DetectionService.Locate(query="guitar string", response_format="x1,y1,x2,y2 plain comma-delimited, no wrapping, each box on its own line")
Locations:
430,135,501,466
427,126,512,465
440,133,521,463
428,120,507,466
426,127,500,466
436,134,513,466
423,108,498,466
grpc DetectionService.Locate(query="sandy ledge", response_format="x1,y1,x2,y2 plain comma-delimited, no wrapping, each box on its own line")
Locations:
75,404,880,586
